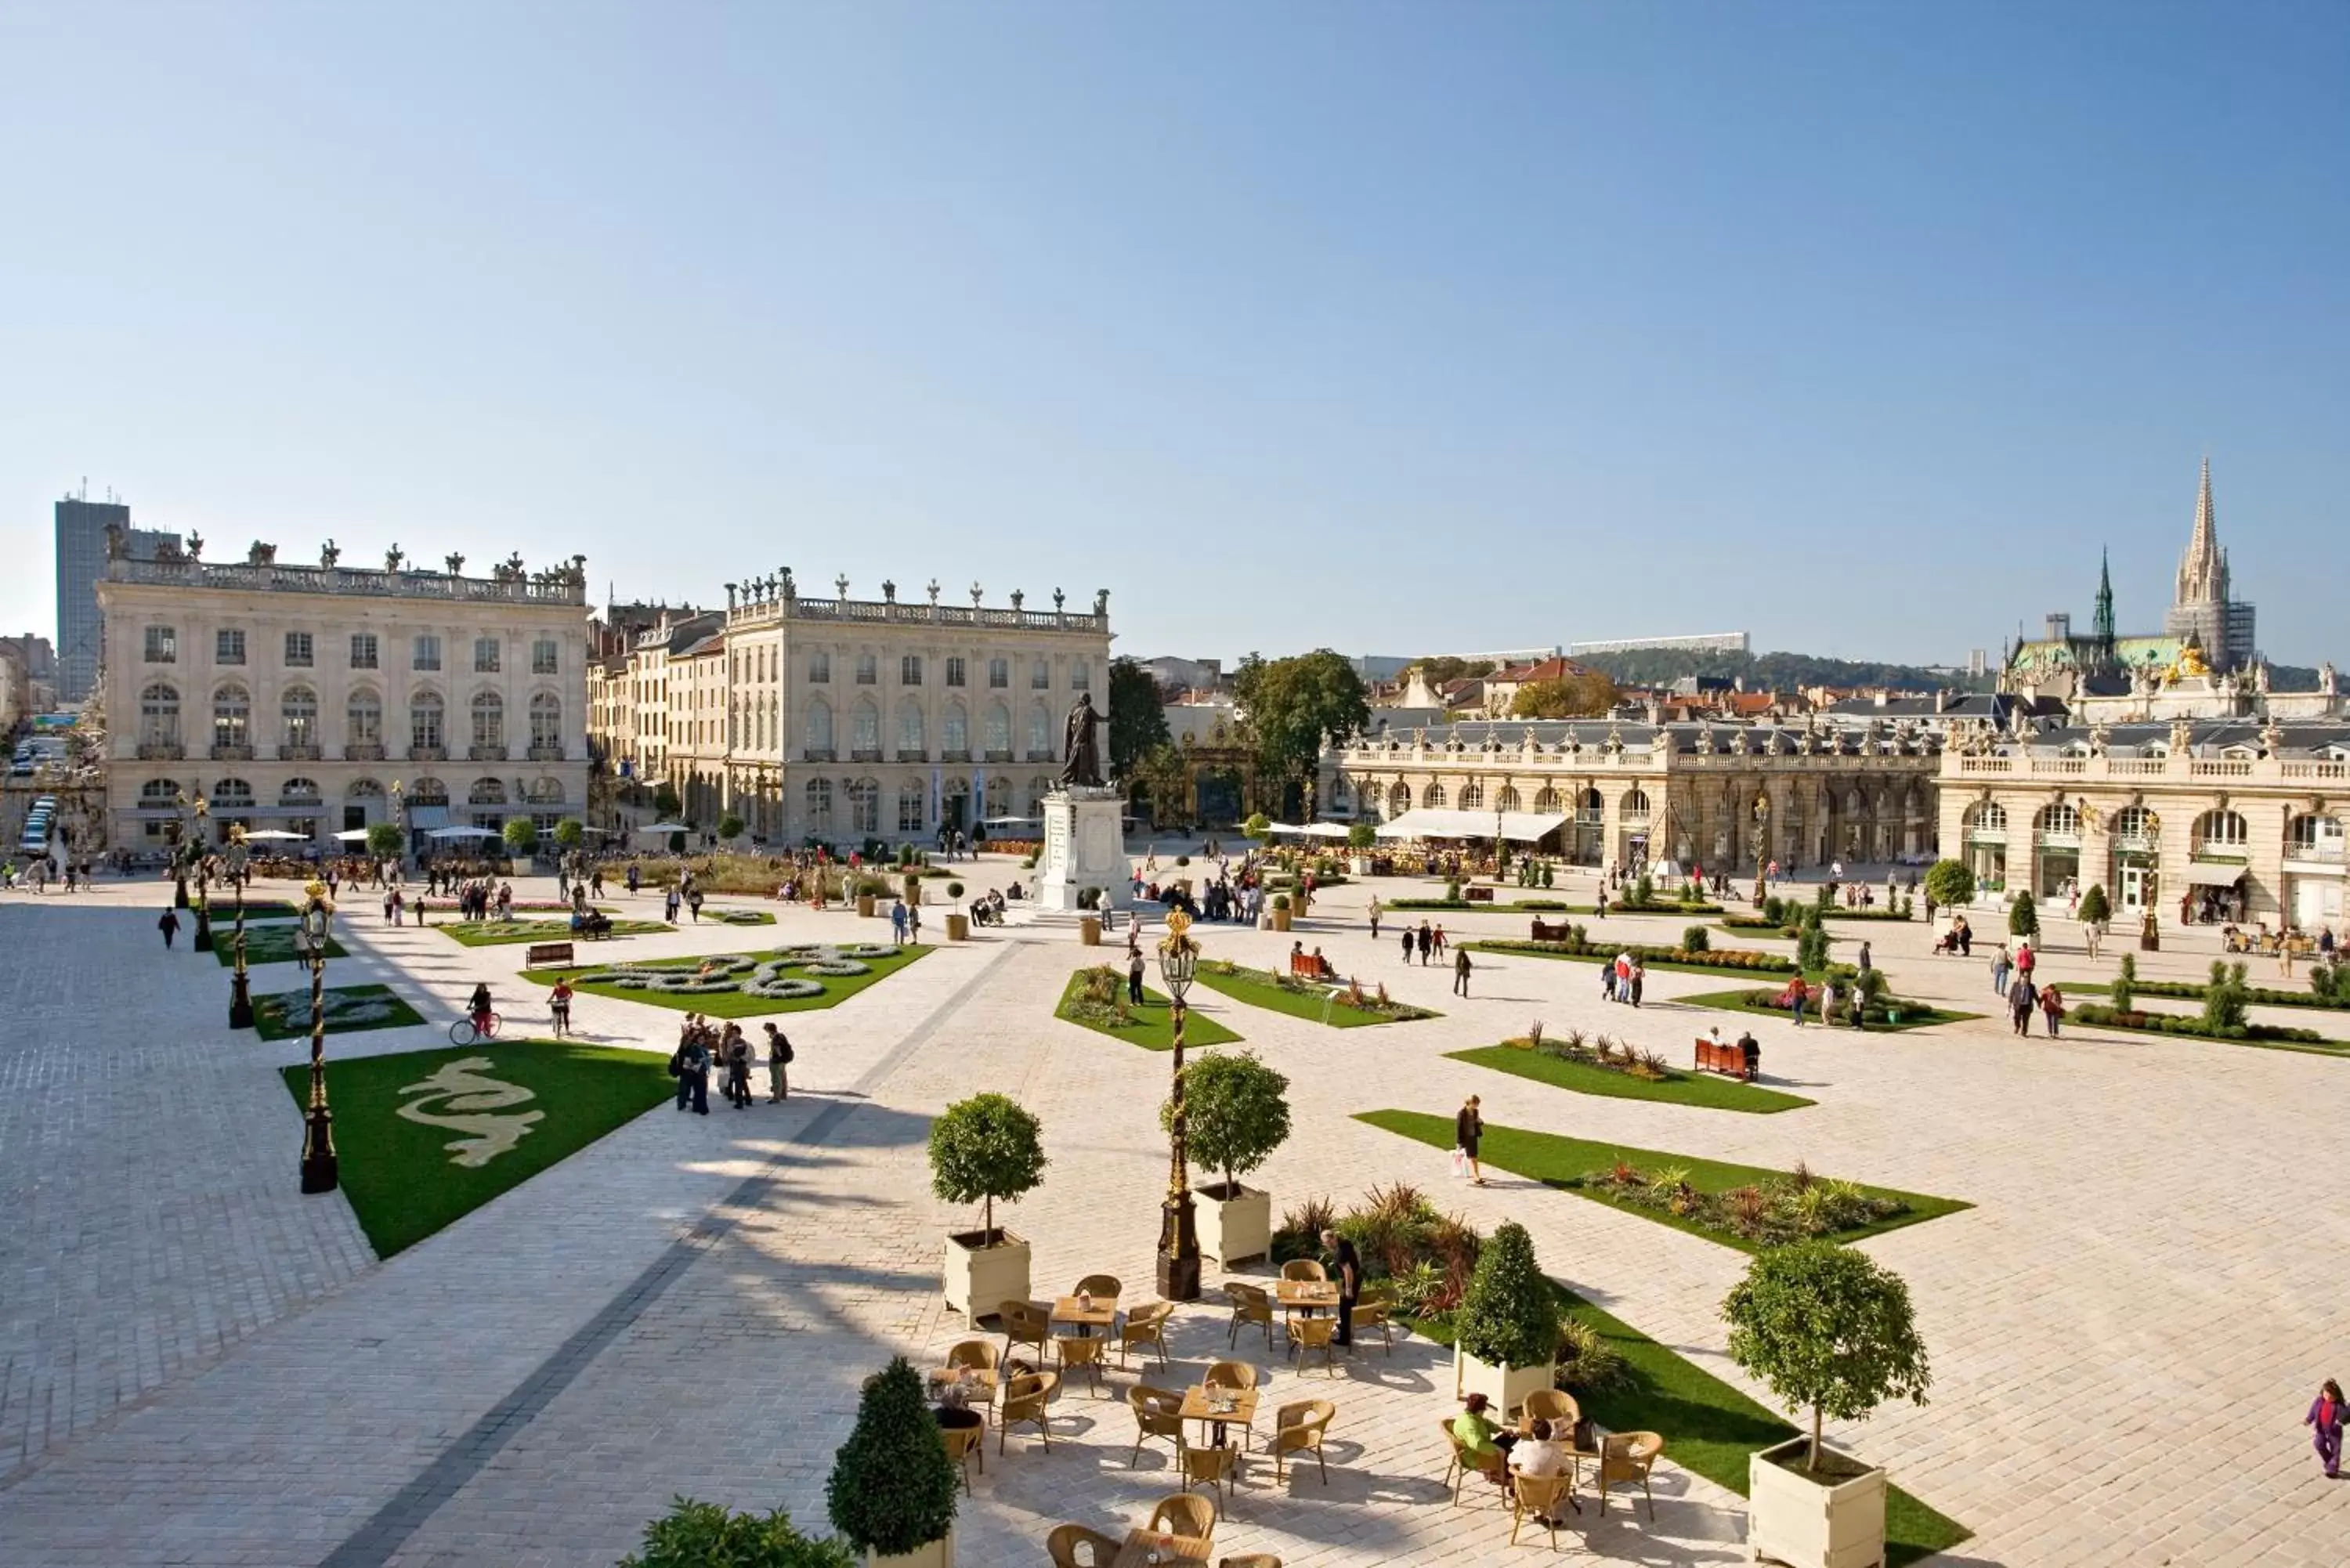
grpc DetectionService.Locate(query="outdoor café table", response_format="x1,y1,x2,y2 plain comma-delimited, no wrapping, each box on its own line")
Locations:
1178,1383,1260,1451
1112,1527,1213,1566
1052,1294,1119,1338
1274,1280,1339,1311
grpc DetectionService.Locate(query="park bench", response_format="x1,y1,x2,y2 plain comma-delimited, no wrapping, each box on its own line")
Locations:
1530,918,1574,942
1465,885,1495,903
1289,950,1340,981
524,941,576,969
1694,1037,1758,1081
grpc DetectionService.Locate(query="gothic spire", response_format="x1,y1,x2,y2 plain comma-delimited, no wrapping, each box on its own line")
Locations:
2092,546,2116,647
2175,457,2226,606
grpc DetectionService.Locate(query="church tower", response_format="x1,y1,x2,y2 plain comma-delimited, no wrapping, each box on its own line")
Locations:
2092,547,2117,659
2164,458,2255,670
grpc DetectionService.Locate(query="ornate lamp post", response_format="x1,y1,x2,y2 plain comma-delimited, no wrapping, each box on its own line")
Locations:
1752,791,1771,908
295,880,339,1194
190,794,214,951
226,827,254,1028
1155,909,1203,1302
171,788,191,910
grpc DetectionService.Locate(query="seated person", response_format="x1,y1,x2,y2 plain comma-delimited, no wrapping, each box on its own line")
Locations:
581,908,612,937
1737,1029,1761,1076
1007,880,1024,900
1451,1393,1513,1490
1509,1417,1571,1523
568,907,587,933
1310,945,1333,978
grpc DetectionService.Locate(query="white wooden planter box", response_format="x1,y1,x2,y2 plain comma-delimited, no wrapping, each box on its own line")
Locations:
1748,1436,1887,1568
1452,1342,1554,1417
1193,1183,1271,1268
942,1230,1031,1329
870,1527,953,1568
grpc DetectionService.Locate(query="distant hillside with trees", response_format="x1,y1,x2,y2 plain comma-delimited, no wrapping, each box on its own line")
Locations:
1569,647,1994,694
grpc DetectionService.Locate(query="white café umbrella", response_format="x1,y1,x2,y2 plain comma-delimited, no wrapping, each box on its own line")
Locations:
636,822,692,833
332,828,371,843
1301,822,1354,839
237,829,310,841
427,825,503,840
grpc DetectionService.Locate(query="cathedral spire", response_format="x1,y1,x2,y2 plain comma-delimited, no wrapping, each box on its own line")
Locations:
2176,457,2225,606
2092,546,2116,647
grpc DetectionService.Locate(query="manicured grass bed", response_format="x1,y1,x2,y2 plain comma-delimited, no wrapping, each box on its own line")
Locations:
696,908,779,928
438,918,673,947
1193,960,1440,1027
1384,898,1596,913
2066,1003,2350,1057
1675,988,1983,1034
1447,1044,1813,1113
1466,939,1798,980
212,923,349,965
212,898,302,919
2070,977,2350,1013
1054,970,1244,1051
1410,1288,1968,1566
1357,1110,1969,1252
522,942,930,1017
280,1039,671,1257
250,983,428,1042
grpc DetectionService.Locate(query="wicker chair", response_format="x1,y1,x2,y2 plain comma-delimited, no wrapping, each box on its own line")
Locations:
1117,1300,1173,1368
1204,1359,1259,1391
1073,1273,1123,1300
998,1370,1062,1453
938,1418,985,1491
1148,1492,1217,1543
1044,1522,1122,1568
1521,1388,1578,1433
1129,1385,1188,1469
1509,1470,1574,1548
1280,1258,1327,1283
1000,1299,1053,1364
1224,1283,1274,1350
1269,1399,1334,1485
1054,1331,1107,1396
941,1339,1001,1406
1596,1430,1664,1519
1439,1418,1505,1504
1218,1556,1283,1568
1288,1313,1341,1376
1180,1440,1239,1513
1350,1286,1395,1353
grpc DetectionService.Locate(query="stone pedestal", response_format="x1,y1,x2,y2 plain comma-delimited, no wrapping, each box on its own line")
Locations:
1036,787,1133,912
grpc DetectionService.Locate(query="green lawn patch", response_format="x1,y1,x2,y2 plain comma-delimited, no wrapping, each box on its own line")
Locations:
439,918,673,947
2068,1003,2350,1056
1448,1044,1813,1113
1357,1110,1969,1252
250,983,427,1042
212,923,349,966
1408,1288,1967,1566
1054,969,1244,1051
208,897,302,920
1466,938,1795,979
1384,898,1596,913
696,907,779,928
2070,977,2350,1013
280,1039,671,1257
522,942,930,1017
1194,959,1439,1027
1676,988,1983,1034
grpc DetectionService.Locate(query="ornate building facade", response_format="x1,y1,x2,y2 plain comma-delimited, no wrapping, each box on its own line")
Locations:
95,545,591,851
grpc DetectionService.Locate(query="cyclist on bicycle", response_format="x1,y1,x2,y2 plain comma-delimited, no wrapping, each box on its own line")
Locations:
467,983,494,1034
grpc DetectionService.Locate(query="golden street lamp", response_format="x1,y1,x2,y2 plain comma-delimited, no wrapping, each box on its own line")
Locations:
190,793,215,951
1752,791,1771,909
1155,909,1202,1302
295,879,339,1194
226,825,254,1028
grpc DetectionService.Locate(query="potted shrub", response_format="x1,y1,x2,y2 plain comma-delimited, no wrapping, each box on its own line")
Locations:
620,1498,851,1568
2008,888,2039,941
718,812,746,845
903,871,923,908
1347,820,1377,875
928,1093,1047,1327
827,1357,960,1568
501,815,538,869
1452,1220,1559,1414
1723,1241,1932,1568
1922,857,1973,913
1162,1050,1291,1267
2077,882,2110,934
1269,892,1293,932
943,882,968,942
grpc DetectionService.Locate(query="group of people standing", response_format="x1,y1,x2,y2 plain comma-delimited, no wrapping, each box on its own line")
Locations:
667,1014,794,1114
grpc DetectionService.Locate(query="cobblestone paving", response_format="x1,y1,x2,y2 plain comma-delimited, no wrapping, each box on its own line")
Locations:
2,866,2348,1566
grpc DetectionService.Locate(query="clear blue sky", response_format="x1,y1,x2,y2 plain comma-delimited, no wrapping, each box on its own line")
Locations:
3,2,2344,667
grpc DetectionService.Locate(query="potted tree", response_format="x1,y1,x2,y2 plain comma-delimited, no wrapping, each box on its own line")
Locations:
501,815,538,872
1347,820,1378,877
1723,1241,1932,1568
1162,1050,1290,1267
2008,888,2039,942
943,881,968,942
718,811,746,847
2077,882,2110,941
1269,892,1292,933
827,1357,959,1568
1921,857,1973,913
1452,1220,1559,1414
928,1093,1046,1327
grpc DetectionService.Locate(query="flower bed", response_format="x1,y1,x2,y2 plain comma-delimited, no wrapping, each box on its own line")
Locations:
1584,1159,1907,1247
1054,966,1244,1051
523,943,927,1017
1194,959,1439,1026
2070,1003,2342,1049
2085,975,2350,1013
1271,1186,1481,1324
1452,1032,1813,1113
1695,988,1972,1032
249,983,427,1042
1386,897,1585,912
1469,937,1796,975
439,918,673,948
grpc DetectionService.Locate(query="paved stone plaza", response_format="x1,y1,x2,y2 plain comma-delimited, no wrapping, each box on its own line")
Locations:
3,860,2348,1566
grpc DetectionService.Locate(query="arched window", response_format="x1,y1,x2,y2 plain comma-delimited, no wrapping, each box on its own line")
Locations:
212,683,251,752
471,691,504,751
140,681,180,748
1458,780,1484,809
848,777,880,835
2036,802,2081,837
2113,805,2154,842
1495,785,1521,812
1388,781,1412,818
1531,786,1560,814
410,691,445,753
526,777,565,805
280,777,320,804
985,777,1010,817
1620,789,1650,823
896,697,925,756
347,689,382,749
212,779,255,809
942,703,968,755
805,778,834,832
469,779,507,806
529,692,561,750
985,702,1011,756
898,779,927,833
1423,782,1447,809
348,779,385,803
2193,809,2248,853
1966,802,2008,834
140,779,179,806
1025,776,1051,816
280,686,317,750
806,697,833,754
407,777,450,807
1028,702,1052,757
1577,787,1603,820
852,699,880,755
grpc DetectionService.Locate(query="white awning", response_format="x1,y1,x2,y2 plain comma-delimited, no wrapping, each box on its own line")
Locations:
2184,862,2247,887
1374,809,1568,844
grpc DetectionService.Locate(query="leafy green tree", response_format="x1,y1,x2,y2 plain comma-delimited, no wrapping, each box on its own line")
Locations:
1233,649,1370,792
2201,959,2251,1035
718,813,745,842
620,1498,851,1568
1243,811,1274,844
927,1093,1047,1244
551,817,584,851
1455,1220,1559,1370
652,782,682,820
1922,858,1974,910
502,818,538,858
2112,952,2138,1012
1722,1241,1932,1472
2077,883,2110,927
1509,673,1620,718
1108,656,1173,780
365,822,405,860
1347,821,1377,851
2008,889,2039,938
826,1357,957,1559
1162,1051,1292,1196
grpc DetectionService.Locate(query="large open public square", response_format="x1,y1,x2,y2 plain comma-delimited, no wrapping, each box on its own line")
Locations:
2,850,2346,1568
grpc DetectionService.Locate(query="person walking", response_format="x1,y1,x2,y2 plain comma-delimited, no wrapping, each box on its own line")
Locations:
1452,946,1473,997
664,886,682,924
2040,982,2065,1038
1629,958,1647,1008
671,1021,698,1111
907,904,922,945
1431,923,1448,957
549,977,573,1039
763,1022,792,1102
2008,974,2037,1036
1321,1227,1361,1347
683,1031,711,1114
1991,946,2012,998
1368,898,1381,941
1416,921,1433,966
2016,939,2036,986
1788,974,1809,1027
157,909,180,950
1601,959,1617,1003
1455,1095,1486,1186
2083,918,2102,960
1856,940,1872,974
2308,1379,2346,1479
890,898,909,946
1128,947,1146,1006
1400,927,1414,965
688,887,705,923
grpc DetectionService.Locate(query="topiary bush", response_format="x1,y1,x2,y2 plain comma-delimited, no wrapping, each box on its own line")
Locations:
1454,1219,1559,1370
718,814,746,842
2008,889,2039,938
946,881,964,900
1922,857,1974,910
620,1498,851,1568
1722,1241,1932,1472
1163,1050,1292,1197
1682,925,1712,952
2112,952,2138,1013
502,817,538,858
927,1093,1047,1245
2201,959,2251,1035
826,1357,957,1559
2077,883,2110,927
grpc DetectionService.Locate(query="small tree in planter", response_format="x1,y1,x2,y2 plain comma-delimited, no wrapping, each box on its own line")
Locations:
1922,858,1973,912
365,822,405,862
1161,1051,1291,1266
827,1357,959,1567
1452,1219,1559,1414
552,817,584,853
620,1498,852,1568
2110,951,2138,1013
1723,1241,1932,1568
928,1093,1046,1325
502,816,538,863
2008,889,2040,940
718,812,746,844
1269,891,1292,930
1347,822,1376,851
2077,882,2110,930
1243,811,1273,845
942,881,968,941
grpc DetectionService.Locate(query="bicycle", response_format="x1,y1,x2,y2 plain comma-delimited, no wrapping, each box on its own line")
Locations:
449,1011,502,1046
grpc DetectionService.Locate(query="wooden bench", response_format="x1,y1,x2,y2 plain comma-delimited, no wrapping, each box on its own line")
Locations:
1289,952,1340,981
1465,885,1495,903
524,941,576,969
1530,919,1574,943
1694,1037,1757,1081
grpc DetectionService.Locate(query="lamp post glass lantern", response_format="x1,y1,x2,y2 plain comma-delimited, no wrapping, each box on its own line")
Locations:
296,883,339,1194
1155,912,1203,1301
227,833,253,1028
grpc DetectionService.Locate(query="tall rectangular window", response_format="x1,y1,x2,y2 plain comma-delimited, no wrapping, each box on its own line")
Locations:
474,636,500,673
989,657,1008,688
144,625,177,663
1071,658,1090,691
215,629,246,665
412,634,442,671
900,654,923,686
284,631,313,667
531,638,559,675
350,633,378,670
1031,657,1050,689
808,652,830,683
855,654,878,685
945,656,967,687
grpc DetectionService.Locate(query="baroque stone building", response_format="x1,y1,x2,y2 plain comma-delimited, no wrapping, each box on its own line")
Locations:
95,544,591,851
